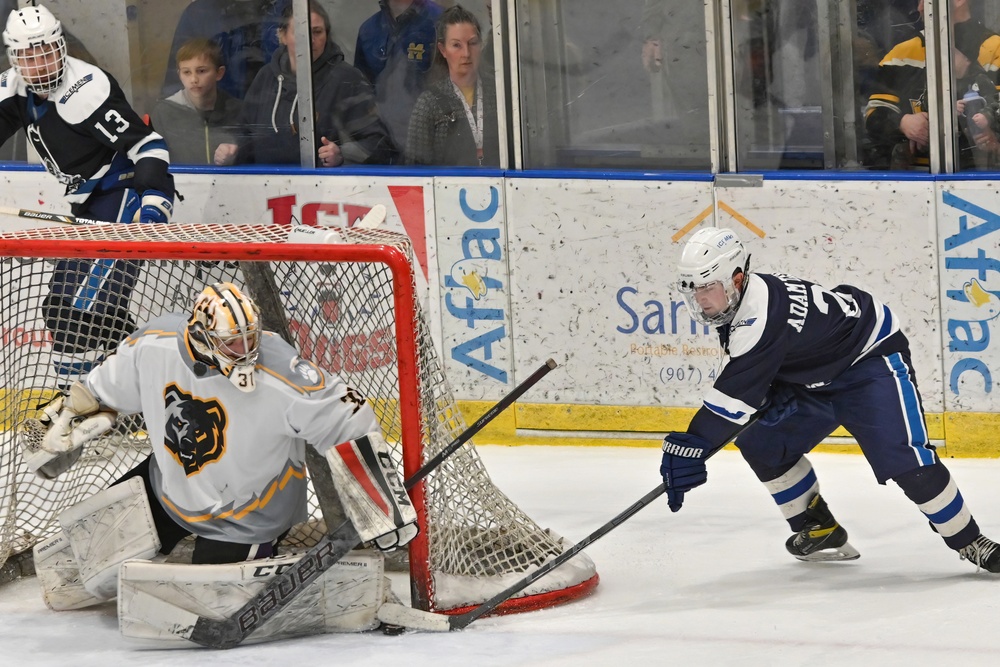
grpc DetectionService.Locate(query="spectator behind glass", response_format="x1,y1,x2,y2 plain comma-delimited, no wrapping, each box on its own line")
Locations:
405,5,499,167
150,39,243,165
215,2,393,167
954,40,1000,169
863,0,1000,170
162,0,290,99
355,0,443,154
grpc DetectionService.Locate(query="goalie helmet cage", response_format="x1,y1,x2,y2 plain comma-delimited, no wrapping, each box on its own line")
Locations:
0,223,598,614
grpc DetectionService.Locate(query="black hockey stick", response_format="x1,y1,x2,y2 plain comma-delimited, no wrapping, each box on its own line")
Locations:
0,205,110,226
379,415,762,632
182,358,557,649
448,416,762,630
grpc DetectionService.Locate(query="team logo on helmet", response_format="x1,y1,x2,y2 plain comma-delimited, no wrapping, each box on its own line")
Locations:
163,384,228,476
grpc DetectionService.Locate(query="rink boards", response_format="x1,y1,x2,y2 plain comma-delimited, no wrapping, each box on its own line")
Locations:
1,169,998,455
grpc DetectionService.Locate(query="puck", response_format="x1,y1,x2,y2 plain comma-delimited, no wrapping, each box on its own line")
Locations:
382,623,406,636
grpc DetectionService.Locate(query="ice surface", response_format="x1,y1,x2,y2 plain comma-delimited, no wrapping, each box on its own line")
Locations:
2,446,999,666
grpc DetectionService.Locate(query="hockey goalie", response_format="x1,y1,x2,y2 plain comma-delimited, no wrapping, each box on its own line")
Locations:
19,282,418,645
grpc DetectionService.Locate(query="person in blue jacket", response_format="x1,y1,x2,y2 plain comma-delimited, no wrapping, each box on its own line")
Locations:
161,0,290,99
354,0,443,153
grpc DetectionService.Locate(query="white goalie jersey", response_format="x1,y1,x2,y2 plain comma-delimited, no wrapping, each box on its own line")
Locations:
83,312,380,544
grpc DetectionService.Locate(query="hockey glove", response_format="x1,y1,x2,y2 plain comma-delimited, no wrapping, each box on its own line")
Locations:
660,432,712,512
759,382,798,427
19,382,117,479
135,190,173,224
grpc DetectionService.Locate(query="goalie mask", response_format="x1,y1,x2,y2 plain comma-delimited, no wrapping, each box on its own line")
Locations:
676,227,749,327
3,5,67,95
187,282,261,392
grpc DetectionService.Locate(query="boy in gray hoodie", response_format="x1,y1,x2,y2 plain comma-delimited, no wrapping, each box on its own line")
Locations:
151,38,242,165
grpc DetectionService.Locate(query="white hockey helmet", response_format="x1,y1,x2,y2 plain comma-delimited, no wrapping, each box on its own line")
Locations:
676,227,749,326
187,282,262,392
3,4,67,95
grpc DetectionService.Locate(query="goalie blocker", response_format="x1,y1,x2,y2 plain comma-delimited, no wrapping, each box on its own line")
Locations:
326,433,418,551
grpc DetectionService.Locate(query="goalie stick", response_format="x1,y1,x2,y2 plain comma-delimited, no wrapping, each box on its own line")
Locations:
378,415,763,633
174,358,557,649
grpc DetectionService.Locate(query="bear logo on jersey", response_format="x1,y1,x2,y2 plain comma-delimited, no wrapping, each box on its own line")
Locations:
163,384,228,476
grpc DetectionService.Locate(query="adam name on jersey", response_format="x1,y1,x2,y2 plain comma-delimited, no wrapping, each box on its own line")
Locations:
774,273,809,333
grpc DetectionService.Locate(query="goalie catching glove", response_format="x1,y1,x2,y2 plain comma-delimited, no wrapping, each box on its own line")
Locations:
325,432,418,551
19,381,117,480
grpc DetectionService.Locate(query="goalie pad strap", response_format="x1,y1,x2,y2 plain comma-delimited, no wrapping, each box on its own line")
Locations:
59,477,161,599
325,433,417,549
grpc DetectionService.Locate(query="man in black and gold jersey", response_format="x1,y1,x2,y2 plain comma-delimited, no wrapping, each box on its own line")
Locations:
863,0,1000,170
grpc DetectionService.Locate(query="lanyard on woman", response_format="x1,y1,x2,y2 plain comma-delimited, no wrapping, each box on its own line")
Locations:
451,79,484,165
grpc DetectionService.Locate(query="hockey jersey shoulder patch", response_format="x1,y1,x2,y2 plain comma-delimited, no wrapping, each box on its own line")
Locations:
291,358,322,386
54,59,112,124
256,336,328,393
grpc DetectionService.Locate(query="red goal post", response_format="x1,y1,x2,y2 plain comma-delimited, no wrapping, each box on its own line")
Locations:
0,222,599,615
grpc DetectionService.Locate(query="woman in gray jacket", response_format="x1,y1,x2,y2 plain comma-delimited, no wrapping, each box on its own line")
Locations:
405,5,499,167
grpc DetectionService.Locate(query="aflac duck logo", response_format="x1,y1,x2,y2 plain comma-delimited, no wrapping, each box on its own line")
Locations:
450,258,489,300
954,278,1000,322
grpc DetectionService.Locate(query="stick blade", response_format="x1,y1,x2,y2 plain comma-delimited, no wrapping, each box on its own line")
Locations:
356,204,387,229
376,603,452,632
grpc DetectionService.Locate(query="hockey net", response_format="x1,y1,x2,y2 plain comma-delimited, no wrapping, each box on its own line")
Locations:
0,222,598,613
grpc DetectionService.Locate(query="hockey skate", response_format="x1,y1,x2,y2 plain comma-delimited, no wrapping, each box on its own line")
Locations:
958,535,1000,573
785,494,860,562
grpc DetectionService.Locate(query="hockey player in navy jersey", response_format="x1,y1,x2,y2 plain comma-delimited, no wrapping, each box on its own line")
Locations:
0,4,175,390
20,282,417,611
660,227,1000,573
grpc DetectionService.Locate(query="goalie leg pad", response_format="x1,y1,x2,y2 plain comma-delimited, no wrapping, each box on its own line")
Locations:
325,432,418,552
33,531,108,611
118,550,386,646
59,477,161,599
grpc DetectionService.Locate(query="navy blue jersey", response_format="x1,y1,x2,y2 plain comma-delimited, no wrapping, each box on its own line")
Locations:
689,272,904,446
0,56,173,204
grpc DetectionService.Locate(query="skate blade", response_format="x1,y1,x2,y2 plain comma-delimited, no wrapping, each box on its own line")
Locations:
793,541,860,562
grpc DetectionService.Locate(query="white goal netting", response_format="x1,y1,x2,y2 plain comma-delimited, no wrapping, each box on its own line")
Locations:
0,222,597,613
